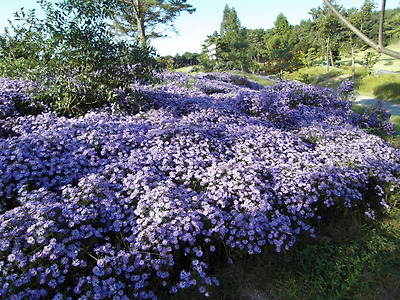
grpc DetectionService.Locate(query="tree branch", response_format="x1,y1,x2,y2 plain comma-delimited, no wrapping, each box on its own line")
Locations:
322,0,400,59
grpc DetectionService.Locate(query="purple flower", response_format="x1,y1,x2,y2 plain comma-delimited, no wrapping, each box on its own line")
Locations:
0,72,398,299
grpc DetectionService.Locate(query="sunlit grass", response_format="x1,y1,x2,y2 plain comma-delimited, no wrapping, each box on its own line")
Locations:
230,70,275,86
358,74,400,104
201,208,400,300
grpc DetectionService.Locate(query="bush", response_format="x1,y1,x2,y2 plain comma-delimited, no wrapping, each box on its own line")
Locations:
0,73,399,299
0,0,159,116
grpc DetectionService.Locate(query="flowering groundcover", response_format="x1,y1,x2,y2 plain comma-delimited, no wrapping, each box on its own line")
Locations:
0,73,399,299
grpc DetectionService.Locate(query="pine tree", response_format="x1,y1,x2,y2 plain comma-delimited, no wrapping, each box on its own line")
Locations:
111,0,195,49
218,5,249,70
265,13,302,78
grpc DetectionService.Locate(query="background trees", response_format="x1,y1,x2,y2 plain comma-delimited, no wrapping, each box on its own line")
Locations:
323,0,400,59
218,5,249,70
196,1,400,77
310,2,344,72
2,0,400,83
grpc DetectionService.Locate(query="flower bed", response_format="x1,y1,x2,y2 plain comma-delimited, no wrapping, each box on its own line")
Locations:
0,72,399,299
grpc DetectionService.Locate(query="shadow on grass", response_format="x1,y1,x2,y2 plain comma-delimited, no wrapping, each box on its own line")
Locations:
374,83,400,103
202,207,400,300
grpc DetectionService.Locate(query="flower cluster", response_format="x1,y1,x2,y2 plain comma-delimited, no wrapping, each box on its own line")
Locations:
338,78,356,101
0,72,399,299
0,78,44,120
360,100,396,135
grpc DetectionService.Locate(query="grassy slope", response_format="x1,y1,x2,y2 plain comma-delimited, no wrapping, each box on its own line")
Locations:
267,39,400,104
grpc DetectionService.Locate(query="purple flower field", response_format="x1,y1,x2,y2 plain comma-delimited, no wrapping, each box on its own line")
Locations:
0,72,399,299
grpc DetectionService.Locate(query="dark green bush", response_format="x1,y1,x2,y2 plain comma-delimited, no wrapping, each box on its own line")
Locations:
0,0,159,116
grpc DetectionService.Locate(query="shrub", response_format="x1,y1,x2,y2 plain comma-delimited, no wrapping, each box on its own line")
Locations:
0,0,159,116
0,73,399,299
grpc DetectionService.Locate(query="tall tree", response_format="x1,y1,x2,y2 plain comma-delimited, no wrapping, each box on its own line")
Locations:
0,0,158,115
219,5,249,70
310,2,344,72
346,1,376,80
110,0,195,49
199,31,220,71
247,28,267,63
264,13,302,78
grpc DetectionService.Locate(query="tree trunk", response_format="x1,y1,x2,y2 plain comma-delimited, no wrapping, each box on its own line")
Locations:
378,0,386,48
352,43,355,81
330,49,334,68
326,36,330,72
132,0,147,49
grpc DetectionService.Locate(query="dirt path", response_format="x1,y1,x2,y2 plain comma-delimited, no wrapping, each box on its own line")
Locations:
353,95,400,116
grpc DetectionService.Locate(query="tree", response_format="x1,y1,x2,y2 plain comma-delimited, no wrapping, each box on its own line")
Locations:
294,20,321,67
385,7,400,39
345,1,376,80
110,0,195,49
323,0,400,59
264,13,302,78
199,31,219,72
0,8,48,77
247,29,265,63
310,3,344,72
0,0,158,115
218,5,249,71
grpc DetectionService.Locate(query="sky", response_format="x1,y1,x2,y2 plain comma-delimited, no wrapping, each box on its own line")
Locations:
0,0,399,56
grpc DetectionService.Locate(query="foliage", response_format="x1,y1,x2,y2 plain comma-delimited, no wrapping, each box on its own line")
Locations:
0,0,159,116
0,72,399,299
363,50,381,74
110,0,195,48
0,8,47,78
218,5,250,71
263,13,303,78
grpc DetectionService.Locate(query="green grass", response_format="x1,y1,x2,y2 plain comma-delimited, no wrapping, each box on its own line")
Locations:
339,41,400,73
174,66,202,74
289,66,345,85
230,70,276,86
198,207,400,300
358,74,400,103
372,41,400,72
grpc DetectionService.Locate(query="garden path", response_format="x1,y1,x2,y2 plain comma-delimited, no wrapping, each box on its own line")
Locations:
353,95,400,116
